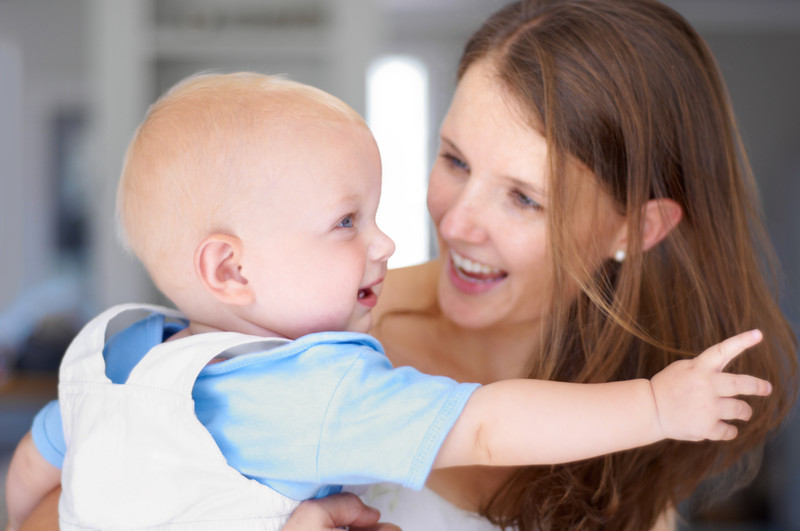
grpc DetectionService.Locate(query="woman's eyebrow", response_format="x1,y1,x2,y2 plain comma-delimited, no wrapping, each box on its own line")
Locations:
505,176,546,197
438,136,462,155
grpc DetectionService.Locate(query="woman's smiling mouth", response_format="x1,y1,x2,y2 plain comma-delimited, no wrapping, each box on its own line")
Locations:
450,250,508,283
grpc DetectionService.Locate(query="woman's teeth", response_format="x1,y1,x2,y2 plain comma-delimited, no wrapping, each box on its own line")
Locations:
451,251,505,278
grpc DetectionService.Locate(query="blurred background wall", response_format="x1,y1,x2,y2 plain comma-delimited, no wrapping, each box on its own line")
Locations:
0,1,798,528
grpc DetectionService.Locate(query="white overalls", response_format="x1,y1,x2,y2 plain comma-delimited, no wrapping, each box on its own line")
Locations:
58,303,299,530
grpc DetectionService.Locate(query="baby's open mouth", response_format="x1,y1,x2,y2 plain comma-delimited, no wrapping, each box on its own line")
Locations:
357,284,379,308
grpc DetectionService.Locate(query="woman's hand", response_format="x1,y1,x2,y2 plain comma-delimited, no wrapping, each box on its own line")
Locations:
650,329,772,441
284,492,401,531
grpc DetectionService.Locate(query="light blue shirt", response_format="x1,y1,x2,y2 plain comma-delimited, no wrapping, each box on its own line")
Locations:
32,313,479,500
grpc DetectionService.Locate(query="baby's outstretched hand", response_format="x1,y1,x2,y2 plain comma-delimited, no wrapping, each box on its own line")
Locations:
650,330,772,442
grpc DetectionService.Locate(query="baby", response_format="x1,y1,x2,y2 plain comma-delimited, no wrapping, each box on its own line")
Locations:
5,72,770,530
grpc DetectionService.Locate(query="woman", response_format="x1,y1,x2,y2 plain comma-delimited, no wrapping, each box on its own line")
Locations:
360,0,798,529
17,0,797,529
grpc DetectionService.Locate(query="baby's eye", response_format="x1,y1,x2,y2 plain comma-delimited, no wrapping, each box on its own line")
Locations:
511,190,542,211
337,214,355,228
441,153,469,172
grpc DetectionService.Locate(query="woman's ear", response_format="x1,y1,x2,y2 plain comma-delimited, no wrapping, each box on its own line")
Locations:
194,234,253,306
640,198,683,252
609,198,683,259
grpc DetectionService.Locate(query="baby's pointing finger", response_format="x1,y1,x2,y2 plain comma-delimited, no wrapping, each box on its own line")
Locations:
699,330,763,372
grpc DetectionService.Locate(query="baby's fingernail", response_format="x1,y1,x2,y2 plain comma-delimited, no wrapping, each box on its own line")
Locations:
752,330,763,341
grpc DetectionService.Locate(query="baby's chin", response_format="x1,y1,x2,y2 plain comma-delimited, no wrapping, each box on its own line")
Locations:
344,316,373,335
290,315,372,338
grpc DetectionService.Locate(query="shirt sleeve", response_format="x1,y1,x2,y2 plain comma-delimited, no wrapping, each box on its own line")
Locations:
192,332,479,499
30,399,66,468
317,348,479,489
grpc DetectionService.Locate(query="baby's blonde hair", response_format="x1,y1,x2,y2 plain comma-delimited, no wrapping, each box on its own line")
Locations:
116,71,364,292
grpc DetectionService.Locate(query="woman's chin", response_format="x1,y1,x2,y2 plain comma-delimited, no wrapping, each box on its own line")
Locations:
437,286,502,330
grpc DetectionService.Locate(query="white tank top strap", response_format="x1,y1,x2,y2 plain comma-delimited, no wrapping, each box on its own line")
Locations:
59,303,186,384
126,332,289,396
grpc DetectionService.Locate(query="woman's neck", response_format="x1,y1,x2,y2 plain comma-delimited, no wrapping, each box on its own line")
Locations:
430,314,541,383
374,262,542,384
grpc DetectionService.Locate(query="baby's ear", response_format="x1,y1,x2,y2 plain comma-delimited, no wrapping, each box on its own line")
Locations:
194,234,253,306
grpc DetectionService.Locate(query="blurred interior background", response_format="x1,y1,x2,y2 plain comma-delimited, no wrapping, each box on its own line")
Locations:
0,0,798,528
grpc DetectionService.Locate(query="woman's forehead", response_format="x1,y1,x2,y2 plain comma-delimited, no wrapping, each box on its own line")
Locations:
442,64,548,184
444,63,619,213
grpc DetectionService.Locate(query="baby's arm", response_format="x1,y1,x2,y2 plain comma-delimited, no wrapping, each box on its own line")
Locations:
5,431,61,531
433,330,770,469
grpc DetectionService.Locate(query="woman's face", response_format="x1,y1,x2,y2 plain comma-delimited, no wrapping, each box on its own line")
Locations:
427,60,625,330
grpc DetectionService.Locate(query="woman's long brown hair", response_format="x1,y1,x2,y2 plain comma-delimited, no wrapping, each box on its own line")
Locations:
455,0,798,529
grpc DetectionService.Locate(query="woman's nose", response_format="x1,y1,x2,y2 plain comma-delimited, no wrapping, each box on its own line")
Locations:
438,187,488,244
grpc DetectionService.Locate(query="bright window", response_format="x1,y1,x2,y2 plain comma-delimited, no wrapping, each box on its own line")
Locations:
367,56,429,268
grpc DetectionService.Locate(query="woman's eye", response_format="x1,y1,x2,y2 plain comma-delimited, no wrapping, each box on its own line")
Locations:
337,214,355,229
441,153,469,172
511,190,542,211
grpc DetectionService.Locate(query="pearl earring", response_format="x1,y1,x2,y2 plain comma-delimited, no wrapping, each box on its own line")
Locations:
614,249,626,263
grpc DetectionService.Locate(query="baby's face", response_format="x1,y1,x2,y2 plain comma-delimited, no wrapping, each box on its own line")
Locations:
237,119,395,339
